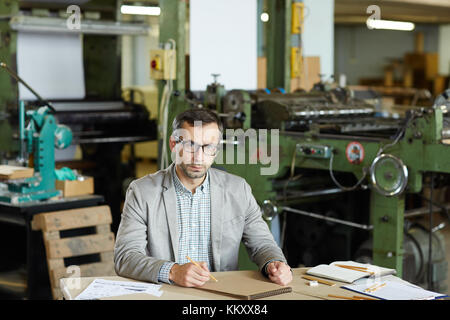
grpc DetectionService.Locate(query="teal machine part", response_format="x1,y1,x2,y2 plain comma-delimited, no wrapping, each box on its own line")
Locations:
0,104,73,203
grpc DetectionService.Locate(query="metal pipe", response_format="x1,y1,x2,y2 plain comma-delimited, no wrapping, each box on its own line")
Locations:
18,101,26,164
9,15,150,35
280,206,373,230
275,188,348,201
0,62,56,113
404,203,450,218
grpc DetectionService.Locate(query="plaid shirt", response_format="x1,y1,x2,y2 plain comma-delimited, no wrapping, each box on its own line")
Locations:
158,166,213,283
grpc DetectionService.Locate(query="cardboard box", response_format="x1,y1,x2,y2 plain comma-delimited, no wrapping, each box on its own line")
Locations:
55,176,94,197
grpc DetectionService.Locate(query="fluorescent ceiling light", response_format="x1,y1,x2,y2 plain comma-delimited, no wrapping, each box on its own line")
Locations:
121,5,161,16
367,19,415,31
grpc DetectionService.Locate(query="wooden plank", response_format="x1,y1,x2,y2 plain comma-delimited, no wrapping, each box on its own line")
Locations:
95,224,111,234
47,258,65,270
45,233,115,259
99,251,114,264
51,262,116,289
38,205,111,232
43,230,61,241
0,165,34,180
31,214,43,231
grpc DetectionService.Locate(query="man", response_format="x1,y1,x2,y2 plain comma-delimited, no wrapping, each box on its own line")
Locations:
114,108,292,287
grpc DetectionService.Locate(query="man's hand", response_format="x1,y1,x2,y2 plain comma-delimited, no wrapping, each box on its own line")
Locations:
266,261,292,286
169,262,211,287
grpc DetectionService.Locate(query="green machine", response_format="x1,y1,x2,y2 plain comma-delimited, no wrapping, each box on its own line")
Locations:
0,60,73,203
0,102,73,203
155,0,450,292
175,83,450,292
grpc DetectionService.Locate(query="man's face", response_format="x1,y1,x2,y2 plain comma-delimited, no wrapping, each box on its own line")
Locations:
170,121,221,179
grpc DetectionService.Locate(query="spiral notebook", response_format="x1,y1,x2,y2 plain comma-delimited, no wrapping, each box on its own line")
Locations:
195,271,292,300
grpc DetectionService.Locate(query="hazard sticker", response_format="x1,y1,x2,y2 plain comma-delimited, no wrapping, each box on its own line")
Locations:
346,141,365,164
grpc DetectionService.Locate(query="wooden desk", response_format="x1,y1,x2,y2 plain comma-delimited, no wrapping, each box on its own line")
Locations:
60,268,377,300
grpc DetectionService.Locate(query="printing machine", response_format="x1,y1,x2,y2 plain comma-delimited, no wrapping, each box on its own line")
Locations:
0,0,157,233
179,83,450,292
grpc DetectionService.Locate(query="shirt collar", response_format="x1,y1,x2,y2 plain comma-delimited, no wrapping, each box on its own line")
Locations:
172,165,209,195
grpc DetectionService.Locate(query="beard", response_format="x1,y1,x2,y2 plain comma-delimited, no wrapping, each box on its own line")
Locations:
179,162,208,179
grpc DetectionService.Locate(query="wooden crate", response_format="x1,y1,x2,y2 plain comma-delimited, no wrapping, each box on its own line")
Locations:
32,205,116,299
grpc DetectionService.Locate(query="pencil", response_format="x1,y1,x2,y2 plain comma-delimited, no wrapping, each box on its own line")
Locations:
364,283,380,292
335,264,368,270
335,264,375,275
353,296,378,300
368,282,386,292
301,275,336,286
186,255,218,282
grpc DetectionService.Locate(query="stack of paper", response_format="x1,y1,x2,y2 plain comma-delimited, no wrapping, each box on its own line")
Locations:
342,276,448,300
74,279,163,300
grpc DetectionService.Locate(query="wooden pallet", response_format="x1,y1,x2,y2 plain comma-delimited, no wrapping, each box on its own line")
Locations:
31,205,116,299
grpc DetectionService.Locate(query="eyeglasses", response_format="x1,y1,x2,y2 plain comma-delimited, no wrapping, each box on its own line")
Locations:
175,137,220,156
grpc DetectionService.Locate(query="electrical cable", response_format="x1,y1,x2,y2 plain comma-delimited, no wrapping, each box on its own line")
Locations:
328,151,367,191
328,110,417,191
159,39,176,169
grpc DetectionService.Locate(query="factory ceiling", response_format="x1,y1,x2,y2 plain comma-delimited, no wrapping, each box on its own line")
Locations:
335,0,450,24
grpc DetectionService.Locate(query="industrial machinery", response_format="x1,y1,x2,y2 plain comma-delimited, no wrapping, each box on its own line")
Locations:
175,81,450,292
0,0,157,232
151,0,449,292
0,103,73,203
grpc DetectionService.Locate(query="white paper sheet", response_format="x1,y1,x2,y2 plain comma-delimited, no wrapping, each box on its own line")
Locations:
17,31,86,101
189,0,257,91
74,279,163,300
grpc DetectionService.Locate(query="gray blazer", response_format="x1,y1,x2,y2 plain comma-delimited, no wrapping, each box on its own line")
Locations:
114,162,287,284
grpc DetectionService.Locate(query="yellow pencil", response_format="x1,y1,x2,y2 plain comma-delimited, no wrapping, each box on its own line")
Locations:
364,283,380,292
186,255,218,282
369,283,386,292
301,275,336,286
353,296,378,300
335,264,375,275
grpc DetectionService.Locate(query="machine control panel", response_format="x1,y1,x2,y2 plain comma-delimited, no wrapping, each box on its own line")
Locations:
296,143,332,159
150,49,176,80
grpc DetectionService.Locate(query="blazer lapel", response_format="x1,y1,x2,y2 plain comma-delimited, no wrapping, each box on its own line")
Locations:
209,169,224,271
162,163,179,261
